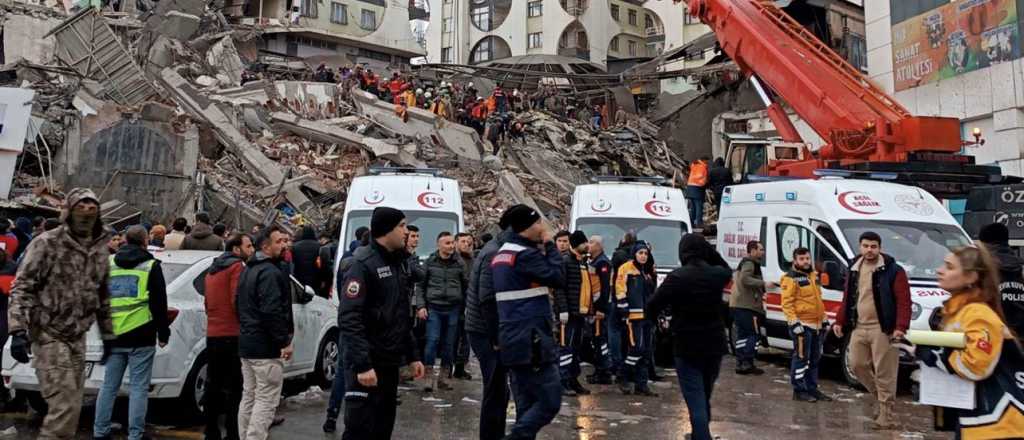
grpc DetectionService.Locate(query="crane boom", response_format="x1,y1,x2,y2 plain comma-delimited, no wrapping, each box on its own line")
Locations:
684,0,964,164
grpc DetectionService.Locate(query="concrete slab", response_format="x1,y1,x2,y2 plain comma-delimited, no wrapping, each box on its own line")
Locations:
269,111,425,167
2,14,61,65
207,36,244,87
154,11,199,40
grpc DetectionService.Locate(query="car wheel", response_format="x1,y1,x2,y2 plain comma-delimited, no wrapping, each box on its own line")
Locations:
24,391,47,415
313,331,340,391
840,338,864,389
179,353,208,418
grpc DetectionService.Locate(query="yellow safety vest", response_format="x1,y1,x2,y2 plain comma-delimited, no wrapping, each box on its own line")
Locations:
108,256,155,336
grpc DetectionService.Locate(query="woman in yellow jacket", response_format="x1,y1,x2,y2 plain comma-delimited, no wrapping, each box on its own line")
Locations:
780,247,831,403
917,245,1024,440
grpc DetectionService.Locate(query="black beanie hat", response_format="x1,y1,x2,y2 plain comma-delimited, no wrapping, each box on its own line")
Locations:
570,230,588,248
370,207,405,238
979,222,1010,245
505,204,541,233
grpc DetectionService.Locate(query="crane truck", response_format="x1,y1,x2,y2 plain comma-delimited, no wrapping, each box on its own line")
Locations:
678,0,1006,199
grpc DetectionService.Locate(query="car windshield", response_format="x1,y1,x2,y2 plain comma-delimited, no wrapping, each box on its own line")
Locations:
161,262,192,284
837,220,972,280
344,210,460,258
576,217,687,268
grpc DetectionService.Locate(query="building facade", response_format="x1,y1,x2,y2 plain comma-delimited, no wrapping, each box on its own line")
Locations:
422,0,685,69
229,0,425,67
866,0,1024,176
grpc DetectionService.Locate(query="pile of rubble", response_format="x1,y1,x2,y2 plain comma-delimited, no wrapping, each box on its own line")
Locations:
0,0,687,234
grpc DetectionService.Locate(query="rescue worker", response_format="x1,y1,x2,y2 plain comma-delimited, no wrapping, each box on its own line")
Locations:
585,235,614,385
781,247,829,403
917,245,1024,439
491,204,565,440
607,233,637,380
731,240,774,375
833,231,909,427
93,225,170,440
8,188,113,440
978,223,1024,336
685,157,709,227
554,231,594,396
338,207,426,440
615,241,658,396
464,209,515,440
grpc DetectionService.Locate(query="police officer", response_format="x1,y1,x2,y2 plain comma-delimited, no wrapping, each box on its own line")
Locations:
338,207,426,440
491,205,565,440
554,230,594,396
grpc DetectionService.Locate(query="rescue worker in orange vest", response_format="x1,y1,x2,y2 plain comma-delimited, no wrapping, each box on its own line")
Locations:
685,157,709,227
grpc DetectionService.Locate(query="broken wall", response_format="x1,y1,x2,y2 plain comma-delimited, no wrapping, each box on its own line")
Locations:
1,12,61,64
657,82,763,160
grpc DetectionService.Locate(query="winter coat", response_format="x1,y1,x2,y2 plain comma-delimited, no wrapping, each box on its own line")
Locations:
730,258,765,312
338,241,419,373
182,223,225,252
464,229,512,341
836,253,911,335
589,252,612,314
708,164,732,201
318,241,339,297
204,252,245,338
986,243,1024,337
615,260,654,321
237,252,293,359
291,226,321,290
646,235,732,359
781,268,826,328
9,188,114,342
0,258,17,343
109,244,169,348
414,252,467,310
163,230,187,250
554,251,588,317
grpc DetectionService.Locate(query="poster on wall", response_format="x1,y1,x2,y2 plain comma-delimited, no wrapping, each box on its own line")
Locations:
892,0,1020,92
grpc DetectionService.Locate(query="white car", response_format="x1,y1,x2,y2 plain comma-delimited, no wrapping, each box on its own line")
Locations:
1,250,341,417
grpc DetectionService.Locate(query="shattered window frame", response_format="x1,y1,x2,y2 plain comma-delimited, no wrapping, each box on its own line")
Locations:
330,2,348,24
360,8,377,30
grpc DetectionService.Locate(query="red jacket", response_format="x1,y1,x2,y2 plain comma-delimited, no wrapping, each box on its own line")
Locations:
204,253,245,337
0,233,18,258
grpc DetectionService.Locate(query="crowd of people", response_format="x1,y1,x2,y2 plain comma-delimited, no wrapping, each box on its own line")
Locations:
0,185,1018,440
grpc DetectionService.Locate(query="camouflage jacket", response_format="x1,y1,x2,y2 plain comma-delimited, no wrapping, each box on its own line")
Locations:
8,224,114,341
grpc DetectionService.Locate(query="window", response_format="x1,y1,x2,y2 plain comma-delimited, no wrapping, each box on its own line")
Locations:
299,0,317,17
628,9,637,26
610,4,619,20
628,40,637,56
775,222,844,277
471,38,492,63
684,11,698,25
360,9,376,29
837,220,972,280
528,1,542,17
330,2,347,24
441,47,453,63
358,47,391,61
645,14,653,29
442,17,452,32
528,32,542,48
472,5,491,31
344,210,459,258
609,36,618,51
576,218,688,268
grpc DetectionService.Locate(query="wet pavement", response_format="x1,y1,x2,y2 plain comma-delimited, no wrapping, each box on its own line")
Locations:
0,353,951,439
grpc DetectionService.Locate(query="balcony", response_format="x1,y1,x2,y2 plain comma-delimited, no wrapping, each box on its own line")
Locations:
560,0,587,16
645,25,664,42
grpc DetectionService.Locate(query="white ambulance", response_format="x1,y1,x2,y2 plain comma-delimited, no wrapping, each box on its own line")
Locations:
337,167,465,262
716,178,972,383
569,176,691,282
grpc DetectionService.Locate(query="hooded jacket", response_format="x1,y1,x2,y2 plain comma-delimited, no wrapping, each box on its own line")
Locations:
237,252,293,359
182,222,224,252
615,243,655,321
414,251,467,310
291,226,321,291
464,229,512,341
646,234,732,359
109,244,169,348
9,188,115,342
836,253,911,335
204,252,245,338
987,243,1024,337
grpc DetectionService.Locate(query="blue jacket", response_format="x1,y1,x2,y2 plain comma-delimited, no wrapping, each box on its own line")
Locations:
490,234,565,366
590,253,612,314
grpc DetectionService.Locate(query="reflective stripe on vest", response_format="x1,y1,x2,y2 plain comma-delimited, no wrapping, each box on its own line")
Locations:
108,256,156,336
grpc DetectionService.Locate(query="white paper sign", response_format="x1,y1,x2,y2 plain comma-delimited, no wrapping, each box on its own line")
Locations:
918,365,976,410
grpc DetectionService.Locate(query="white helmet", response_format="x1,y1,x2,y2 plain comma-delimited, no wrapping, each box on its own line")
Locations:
425,92,433,98
468,82,474,88
416,88,423,94
440,81,447,88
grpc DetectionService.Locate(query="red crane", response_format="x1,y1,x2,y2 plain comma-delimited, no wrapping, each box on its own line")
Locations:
680,0,1001,196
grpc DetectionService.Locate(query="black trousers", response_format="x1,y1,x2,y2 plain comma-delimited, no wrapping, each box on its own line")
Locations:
342,365,400,440
468,331,510,440
204,337,242,439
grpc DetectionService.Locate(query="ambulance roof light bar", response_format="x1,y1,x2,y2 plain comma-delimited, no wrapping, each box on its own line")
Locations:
590,175,667,185
813,169,898,181
368,166,444,177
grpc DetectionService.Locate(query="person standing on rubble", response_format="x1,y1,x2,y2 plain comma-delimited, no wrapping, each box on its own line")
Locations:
8,188,113,440
686,157,710,228
183,212,225,251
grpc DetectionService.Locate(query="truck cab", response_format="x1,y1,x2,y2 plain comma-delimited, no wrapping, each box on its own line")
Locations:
722,135,809,184
569,176,691,284
716,178,972,382
336,167,465,265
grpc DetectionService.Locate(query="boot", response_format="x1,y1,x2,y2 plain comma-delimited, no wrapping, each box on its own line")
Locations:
322,416,337,433
424,367,438,393
619,381,634,395
792,391,817,402
569,378,591,395
872,401,897,430
562,380,578,397
587,371,613,385
634,385,659,397
454,364,472,380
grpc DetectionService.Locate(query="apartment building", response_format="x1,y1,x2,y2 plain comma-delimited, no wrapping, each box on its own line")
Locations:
422,0,685,69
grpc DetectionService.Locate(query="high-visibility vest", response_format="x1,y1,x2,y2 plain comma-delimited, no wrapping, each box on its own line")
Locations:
108,256,155,336
687,160,708,187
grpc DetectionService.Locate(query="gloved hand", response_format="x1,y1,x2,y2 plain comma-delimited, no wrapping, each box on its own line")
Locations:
789,322,804,336
100,341,113,365
915,345,949,369
9,331,30,364
928,307,944,331
558,312,569,324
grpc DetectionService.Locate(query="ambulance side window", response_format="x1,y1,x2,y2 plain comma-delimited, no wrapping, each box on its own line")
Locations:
775,223,845,278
